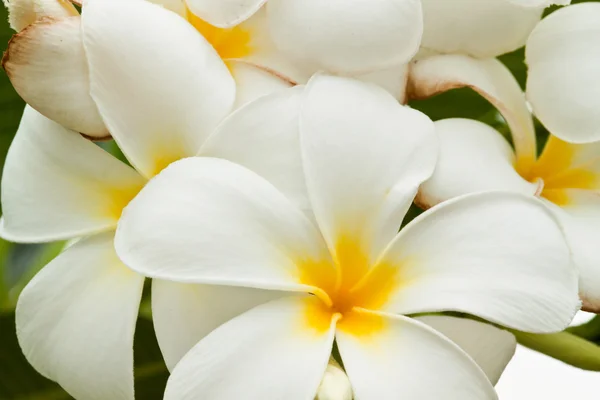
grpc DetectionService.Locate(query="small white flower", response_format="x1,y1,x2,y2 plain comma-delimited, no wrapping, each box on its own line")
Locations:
115,75,579,400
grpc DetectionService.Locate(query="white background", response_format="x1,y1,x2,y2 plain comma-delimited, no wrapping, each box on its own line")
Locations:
496,312,600,399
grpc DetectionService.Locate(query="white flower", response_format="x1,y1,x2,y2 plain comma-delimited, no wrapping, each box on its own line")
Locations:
0,1,309,398
184,0,423,74
1,0,292,139
115,75,579,400
526,2,600,143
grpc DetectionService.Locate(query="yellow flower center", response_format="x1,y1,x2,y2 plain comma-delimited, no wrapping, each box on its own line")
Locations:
517,136,600,206
186,8,252,60
299,235,402,336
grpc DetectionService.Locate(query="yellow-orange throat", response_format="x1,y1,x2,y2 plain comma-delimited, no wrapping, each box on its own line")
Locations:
186,8,252,60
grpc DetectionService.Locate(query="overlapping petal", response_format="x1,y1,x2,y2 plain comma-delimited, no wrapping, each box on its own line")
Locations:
115,157,332,292
81,0,235,178
152,280,282,370
185,0,266,27
336,310,497,399
227,60,294,109
420,0,542,58
526,2,600,143
408,55,537,169
163,296,336,400
267,0,423,74
2,16,108,137
373,192,579,333
200,87,309,213
416,316,517,385
300,74,436,263
16,232,144,400
418,119,537,208
1,107,145,243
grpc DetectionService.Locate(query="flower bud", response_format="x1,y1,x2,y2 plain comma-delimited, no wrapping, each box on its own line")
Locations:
315,359,353,400
3,0,78,32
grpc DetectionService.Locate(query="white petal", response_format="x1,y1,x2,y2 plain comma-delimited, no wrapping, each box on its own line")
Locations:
164,296,336,400
336,310,497,400
300,74,436,263
228,60,294,109
147,0,186,15
185,0,266,27
152,280,282,371
549,192,600,312
418,119,537,208
356,64,410,103
200,86,309,214
526,2,600,143
267,0,423,74
420,0,542,58
115,157,332,291
416,316,517,385
3,16,108,138
408,55,537,169
81,0,235,178
7,0,79,32
376,192,579,333
1,107,145,243
15,232,144,400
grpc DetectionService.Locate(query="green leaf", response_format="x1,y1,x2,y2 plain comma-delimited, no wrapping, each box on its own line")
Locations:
0,312,169,399
513,330,600,371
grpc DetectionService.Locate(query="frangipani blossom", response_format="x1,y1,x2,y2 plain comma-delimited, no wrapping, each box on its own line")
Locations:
115,75,579,400
419,118,600,313
2,0,292,139
526,2,600,143
0,0,307,398
184,0,423,74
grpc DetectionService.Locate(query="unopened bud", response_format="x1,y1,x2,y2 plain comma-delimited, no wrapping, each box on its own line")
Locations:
3,0,78,32
315,359,353,400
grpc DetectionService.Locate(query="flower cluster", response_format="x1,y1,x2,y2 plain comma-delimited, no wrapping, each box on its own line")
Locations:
0,0,597,399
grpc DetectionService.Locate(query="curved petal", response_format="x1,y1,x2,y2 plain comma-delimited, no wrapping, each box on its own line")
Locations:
416,316,517,385
148,0,187,15
2,16,108,138
185,0,266,27
420,0,542,58
373,192,579,333
267,0,423,74
549,192,600,313
15,232,144,400
417,119,537,208
164,296,336,400
300,74,437,264
356,64,410,103
115,157,334,292
81,0,235,178
227,60,294,109
408,55,537,169
336,310,497,399
526,2,600,143
152,280,282,371
200,86,309,214
1,107,145,243
6,0,79,32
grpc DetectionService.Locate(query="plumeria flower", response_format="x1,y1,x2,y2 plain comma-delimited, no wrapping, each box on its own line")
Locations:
2,0,292,139
417,3,600,314
526,2,600,143
115,75,579,399
0,0,309,398
184,0,423,75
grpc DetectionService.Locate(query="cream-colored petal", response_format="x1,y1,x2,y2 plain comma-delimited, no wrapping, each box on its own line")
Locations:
3,16,108,138
6,0,78,31
16,232,144,400
1,107,145,243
